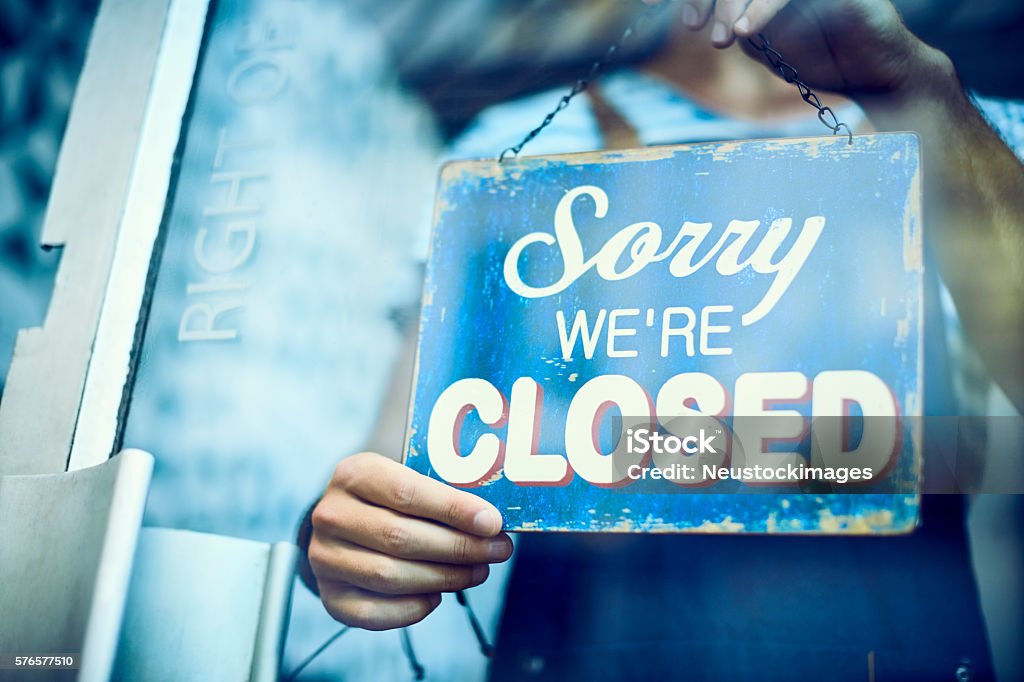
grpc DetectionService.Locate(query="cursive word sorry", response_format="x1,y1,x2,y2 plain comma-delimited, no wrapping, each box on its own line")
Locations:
503,185,825,326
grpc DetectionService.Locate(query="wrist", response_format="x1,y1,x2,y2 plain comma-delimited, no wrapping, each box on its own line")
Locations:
857,42,961,129
894,43,958,103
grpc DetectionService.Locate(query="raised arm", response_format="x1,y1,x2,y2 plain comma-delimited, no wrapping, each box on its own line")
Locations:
650,0,1024,412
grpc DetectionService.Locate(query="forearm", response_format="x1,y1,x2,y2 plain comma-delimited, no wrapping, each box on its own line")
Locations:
857,48,1024,414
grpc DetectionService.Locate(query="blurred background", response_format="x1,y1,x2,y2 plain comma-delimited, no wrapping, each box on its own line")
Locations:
0,0,1022,680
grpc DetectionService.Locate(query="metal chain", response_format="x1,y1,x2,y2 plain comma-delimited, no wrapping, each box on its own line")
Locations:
498,11,651,162
498,18,853,161
744,33,854,144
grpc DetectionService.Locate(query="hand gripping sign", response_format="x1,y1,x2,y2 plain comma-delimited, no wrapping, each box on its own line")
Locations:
404,134,923,533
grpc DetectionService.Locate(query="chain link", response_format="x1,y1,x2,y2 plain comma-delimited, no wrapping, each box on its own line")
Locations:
744,33,854,144
497,16,646,162
498,15,854,161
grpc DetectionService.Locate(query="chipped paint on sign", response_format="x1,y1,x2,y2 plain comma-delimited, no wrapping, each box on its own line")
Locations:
404,134,924,534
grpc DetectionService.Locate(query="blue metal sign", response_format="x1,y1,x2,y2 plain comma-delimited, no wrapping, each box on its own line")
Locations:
405,134,923,533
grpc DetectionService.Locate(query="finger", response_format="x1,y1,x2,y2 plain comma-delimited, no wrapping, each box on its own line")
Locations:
320,581,442,631
334,452,504,537
681,0,714,30
326,495,514,564
711,0,751,47
310,535,491,595
734,0,791,37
